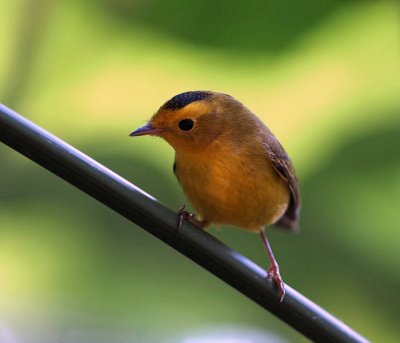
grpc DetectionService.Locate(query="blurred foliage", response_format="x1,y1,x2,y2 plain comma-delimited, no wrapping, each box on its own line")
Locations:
98,0,363,52
0,0,399,342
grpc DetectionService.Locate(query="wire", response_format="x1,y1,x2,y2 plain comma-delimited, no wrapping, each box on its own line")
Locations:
0,103,369,343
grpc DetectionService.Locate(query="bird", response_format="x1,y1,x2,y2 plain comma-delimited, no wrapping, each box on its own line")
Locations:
130,91,301,301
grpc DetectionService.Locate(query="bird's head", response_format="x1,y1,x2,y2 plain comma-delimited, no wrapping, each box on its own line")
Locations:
130,91,245,152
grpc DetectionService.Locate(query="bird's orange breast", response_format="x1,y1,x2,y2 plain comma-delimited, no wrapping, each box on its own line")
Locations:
174,140,290,232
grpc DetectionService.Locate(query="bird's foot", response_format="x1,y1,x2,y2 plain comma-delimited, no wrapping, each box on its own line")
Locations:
267,264,285,302
177,205,206,231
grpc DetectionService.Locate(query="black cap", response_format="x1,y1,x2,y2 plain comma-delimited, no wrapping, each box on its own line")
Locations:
161,91,212,110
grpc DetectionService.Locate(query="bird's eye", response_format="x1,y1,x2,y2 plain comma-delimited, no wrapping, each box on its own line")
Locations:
178,119,194,131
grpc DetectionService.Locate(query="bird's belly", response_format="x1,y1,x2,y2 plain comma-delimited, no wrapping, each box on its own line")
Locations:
176,154,290,231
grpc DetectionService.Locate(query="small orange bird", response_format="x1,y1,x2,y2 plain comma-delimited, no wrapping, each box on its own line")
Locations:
130,91,301,301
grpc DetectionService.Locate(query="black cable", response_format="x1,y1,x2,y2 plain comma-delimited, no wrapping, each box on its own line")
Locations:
0,103,369,343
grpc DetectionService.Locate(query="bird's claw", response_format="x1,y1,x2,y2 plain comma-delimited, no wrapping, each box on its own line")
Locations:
177,205,205,231
267,264,285,302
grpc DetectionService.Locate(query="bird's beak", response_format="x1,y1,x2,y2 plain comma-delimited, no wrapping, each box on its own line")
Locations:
129,122,163,137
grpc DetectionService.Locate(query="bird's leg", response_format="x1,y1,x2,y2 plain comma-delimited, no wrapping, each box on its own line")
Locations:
177,205,207,231
260,228,285,302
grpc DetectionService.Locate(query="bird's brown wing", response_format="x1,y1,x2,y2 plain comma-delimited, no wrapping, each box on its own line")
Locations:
265,135,301,230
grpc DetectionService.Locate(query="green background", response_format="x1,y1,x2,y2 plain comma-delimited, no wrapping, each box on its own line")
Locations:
0,1,399,342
